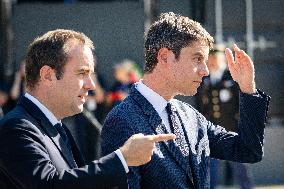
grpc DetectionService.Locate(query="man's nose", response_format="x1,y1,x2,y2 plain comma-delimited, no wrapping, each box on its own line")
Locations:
200,63,209,77
84,75,96,90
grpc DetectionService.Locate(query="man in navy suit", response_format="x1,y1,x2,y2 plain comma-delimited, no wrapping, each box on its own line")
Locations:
0,29,175,189
101,12,270,189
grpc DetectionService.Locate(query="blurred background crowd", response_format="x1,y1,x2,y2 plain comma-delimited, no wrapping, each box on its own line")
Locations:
0,0,283,188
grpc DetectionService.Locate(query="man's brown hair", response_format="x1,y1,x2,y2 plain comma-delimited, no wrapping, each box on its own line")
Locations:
144,12,214,73
25,29,94,89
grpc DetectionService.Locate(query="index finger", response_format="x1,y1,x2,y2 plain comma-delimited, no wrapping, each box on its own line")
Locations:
225,48,234,65
147,134,176,142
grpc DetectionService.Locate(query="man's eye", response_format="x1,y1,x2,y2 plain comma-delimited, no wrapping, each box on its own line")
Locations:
195,57,202,62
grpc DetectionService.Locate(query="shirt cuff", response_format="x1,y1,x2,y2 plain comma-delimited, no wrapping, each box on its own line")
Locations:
114,149,129,173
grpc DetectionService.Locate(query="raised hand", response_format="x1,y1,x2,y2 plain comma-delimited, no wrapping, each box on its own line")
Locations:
120,133,176,166
225,44,256,94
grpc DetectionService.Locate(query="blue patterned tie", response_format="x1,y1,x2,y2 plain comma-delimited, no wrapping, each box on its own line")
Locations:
166,103,196,188
166,103,189,157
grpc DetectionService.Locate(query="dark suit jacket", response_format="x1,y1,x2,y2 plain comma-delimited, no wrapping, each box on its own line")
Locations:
101,85,270,189
0,96,127,189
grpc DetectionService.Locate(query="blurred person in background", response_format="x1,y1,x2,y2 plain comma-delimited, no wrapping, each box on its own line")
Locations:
0,29,175,189
101,12,270,189
0,60,26,116
106,59,142,108
196,44,253,189
0,83,9,117
85,72,106,123
10,59,26,101
85,57,108,124
6,59,27,113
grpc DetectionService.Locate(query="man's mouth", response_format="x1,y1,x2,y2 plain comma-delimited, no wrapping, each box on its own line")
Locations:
193,80,202,84
78,94,88,102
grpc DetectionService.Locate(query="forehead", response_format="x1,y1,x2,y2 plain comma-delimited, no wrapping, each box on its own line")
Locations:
182,41,209,56
66,41,94,70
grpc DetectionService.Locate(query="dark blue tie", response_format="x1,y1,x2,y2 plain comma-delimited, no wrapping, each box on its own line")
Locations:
54,122,75,157
54,122,78,167
54,123,69,145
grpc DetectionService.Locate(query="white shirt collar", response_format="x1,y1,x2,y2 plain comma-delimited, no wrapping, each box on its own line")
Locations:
135,80,168,115
24,93,60,126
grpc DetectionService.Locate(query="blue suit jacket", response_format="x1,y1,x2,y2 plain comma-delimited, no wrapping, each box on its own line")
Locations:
101,86,270,189
0,96,127,189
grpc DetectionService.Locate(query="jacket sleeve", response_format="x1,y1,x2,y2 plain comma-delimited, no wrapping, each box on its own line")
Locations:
0,118,127,189
207,90,271,163
101,111,141,189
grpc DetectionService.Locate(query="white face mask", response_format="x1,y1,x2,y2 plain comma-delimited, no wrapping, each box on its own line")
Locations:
86,99,97,111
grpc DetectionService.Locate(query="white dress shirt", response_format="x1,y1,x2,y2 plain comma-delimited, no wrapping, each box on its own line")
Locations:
24,93,129,173
136,80,172,131
25,93,60,125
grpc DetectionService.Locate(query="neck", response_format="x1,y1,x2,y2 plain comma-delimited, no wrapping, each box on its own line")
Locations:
142,72,176,101
26,88,63,120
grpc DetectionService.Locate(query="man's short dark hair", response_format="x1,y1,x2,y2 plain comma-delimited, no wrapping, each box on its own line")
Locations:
25,29,94,89
144,12,214,73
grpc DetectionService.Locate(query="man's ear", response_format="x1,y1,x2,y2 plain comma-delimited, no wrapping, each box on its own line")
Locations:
39,65,56,86
157,48,175,65
157,48,169,65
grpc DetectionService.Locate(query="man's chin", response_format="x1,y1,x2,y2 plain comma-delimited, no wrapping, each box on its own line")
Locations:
67,106,84,117
78,105,84,112
178,90,196,97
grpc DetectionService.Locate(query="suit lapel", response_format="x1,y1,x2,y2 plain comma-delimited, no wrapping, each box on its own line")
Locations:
129,86,190,175
18,96,78,168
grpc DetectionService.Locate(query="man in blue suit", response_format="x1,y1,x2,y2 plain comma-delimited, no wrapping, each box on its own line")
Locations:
101,12,270,189
0,29,175,189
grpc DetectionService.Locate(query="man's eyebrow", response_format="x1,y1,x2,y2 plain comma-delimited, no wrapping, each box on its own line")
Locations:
193,52,204,57
77,67,93,73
